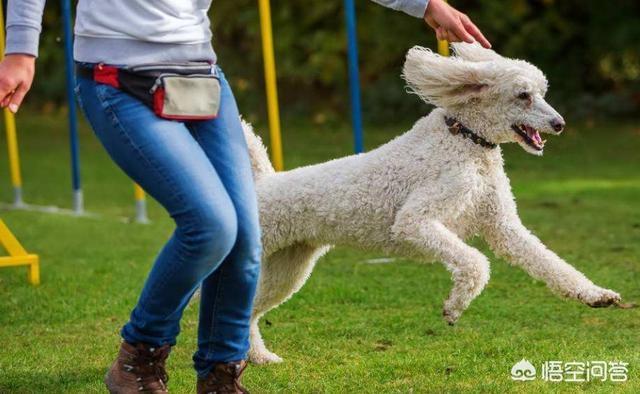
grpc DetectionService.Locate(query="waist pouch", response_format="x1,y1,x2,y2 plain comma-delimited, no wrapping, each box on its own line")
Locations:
77,63,221,120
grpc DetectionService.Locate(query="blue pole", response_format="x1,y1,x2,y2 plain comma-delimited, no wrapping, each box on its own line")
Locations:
61,0,83,214
344,0,364,153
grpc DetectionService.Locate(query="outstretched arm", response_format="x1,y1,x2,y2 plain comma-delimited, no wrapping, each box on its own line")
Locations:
0,0,44,112
371,0,491,48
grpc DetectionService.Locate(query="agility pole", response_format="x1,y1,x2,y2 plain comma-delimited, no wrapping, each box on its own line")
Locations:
61,0,148,222
61,0,84,214
344,0,364,154
345,2,446,154
438,37,450,56
258,0,284,171
438,1,450,56
134,184,149,223
0,3,25,207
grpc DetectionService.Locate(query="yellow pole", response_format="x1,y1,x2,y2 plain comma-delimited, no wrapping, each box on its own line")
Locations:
0,219,40,285
438,39,450,56
134,184,145,201
437,0,450,56
258,0,284,171
133,183,149,223
0,3,25,206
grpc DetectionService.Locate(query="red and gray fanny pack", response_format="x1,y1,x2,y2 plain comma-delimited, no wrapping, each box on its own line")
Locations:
77,63,221,120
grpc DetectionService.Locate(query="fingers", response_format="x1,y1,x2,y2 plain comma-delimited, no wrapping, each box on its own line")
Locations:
0,81,16,108
449,18,475,44
446,30,462,43
8,84,29,113
0,75,21,111
0,55,36,112
424,14,438,30
0,91,16,110
461,16,491,48
437,27,462,44
424,0,491,48
442,29,452,43
1,94,12,108
439,21,489,47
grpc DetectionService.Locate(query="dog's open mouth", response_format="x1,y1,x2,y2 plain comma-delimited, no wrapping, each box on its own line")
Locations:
511,124,545,151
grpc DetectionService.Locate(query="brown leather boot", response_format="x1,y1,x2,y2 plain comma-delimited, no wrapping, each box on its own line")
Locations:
104,341,171,393
196,360,249,394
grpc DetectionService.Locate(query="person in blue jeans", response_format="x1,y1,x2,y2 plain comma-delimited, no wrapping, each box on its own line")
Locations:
74,65,263,392
0,0,489,392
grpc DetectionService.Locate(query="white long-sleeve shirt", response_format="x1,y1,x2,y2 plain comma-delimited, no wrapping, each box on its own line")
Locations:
5,0,428,65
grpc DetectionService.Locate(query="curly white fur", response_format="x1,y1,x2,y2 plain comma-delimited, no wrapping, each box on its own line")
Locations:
242,43,621,364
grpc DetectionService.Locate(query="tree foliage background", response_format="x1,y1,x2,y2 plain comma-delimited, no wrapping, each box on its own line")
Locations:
18,0,640,122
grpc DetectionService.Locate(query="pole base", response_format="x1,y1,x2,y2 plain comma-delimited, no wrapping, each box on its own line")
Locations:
13,187,26,208
135,199,149,224
73,189,84,215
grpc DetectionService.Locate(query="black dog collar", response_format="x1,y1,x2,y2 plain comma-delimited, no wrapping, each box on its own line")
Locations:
444,116,497,149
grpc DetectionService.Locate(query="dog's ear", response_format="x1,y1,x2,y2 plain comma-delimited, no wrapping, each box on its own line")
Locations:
451,42,501,62
402,46,497,108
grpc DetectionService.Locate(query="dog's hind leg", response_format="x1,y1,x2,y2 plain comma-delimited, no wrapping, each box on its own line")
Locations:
393,218,491,325
249,243,331,364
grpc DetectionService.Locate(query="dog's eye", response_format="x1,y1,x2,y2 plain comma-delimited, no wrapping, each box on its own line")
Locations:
517,92,531,100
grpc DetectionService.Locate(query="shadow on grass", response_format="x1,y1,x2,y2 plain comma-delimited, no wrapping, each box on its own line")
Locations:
0,367,105,393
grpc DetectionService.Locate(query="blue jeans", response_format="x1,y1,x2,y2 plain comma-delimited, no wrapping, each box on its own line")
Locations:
75,65,262,377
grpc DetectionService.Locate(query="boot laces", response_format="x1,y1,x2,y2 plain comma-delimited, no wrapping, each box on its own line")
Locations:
124,345,170,391
203,362,248,394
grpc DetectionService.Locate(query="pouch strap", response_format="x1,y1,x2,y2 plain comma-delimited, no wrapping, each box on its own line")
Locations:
76,64,120,89
94,65,120,88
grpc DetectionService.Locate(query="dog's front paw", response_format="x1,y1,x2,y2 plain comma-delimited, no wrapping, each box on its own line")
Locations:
442,309,460,326
578,286,621,308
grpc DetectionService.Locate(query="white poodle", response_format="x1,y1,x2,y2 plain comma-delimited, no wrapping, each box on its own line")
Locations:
242,43,622,364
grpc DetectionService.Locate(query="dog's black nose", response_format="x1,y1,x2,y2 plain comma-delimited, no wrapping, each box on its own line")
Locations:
550,118,565,133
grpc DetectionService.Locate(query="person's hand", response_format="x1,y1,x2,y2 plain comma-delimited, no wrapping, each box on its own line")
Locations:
424,0,491,48
0,54,36,113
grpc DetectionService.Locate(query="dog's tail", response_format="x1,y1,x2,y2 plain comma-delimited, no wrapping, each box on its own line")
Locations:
241,119,276,181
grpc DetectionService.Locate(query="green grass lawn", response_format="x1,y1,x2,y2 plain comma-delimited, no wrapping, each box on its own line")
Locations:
0,112,639,393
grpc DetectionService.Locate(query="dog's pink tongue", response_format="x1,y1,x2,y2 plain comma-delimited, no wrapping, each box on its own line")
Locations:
533,131,542,144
